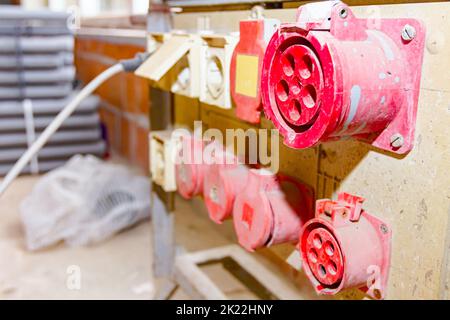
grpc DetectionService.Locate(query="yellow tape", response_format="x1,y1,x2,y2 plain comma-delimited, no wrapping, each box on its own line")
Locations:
235,54,259,98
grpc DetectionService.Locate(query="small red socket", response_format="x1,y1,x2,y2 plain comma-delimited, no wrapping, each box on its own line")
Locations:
231,18,280,124
204,163,249,224
232,168,314,252
299,192,392,299
175,134,206,199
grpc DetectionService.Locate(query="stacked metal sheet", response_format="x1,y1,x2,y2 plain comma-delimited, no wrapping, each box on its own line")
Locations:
0,6,105,175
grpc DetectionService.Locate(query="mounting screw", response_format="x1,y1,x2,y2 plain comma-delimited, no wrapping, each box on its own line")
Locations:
401,24,416,41
380,224,389,234
390,133,404,148
339,7,348,19
250,5,264,19
373,288,382,299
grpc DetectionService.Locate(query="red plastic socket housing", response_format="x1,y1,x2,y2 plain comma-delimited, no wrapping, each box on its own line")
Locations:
204,162,249,224
261,1,425,154
230,18,279,124
233,168,314,252
299,192,392,299
175,134,205,199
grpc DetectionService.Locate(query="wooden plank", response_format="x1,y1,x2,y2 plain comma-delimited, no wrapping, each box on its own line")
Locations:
187,245,236,263
136,35,192,81
184,245,304,300
174,254,228,299
228,246,304,300
151,189,176,278
174,94,201,130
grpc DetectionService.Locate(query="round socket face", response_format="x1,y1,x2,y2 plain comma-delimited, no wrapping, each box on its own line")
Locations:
305,227,344,287
271,44,323,128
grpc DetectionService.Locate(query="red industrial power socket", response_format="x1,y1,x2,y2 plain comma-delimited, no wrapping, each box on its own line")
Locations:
233,168,314,252
299,192,392,299
175,133,206,199
261,1,425,154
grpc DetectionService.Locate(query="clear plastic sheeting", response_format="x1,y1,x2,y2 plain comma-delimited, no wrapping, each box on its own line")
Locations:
20,155,151,250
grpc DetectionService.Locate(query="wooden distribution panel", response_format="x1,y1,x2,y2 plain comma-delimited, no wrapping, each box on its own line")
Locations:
147,2,450,300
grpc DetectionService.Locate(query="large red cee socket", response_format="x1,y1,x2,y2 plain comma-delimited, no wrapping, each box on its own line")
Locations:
175,133,206,199
230,18,279,124
232,168,314,252
299,192,392,299
261,1,425,154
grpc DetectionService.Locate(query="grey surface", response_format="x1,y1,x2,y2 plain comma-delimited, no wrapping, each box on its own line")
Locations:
0,52,74,69
0,6,105,177
0,5,71,21
0,94,100,116
0,113,100,132
0,159,67,175
0,25,72,36
0,36,74,53
0,66,75,85
0,83,73,99
167,0,284,7
0,128,102,148
0,140,106,162
151,192,175,278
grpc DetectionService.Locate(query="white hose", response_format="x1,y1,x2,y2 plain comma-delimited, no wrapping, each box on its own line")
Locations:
0,63,124,196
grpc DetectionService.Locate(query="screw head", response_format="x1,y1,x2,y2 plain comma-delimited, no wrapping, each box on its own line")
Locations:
390,133,404,148
402,24,416,41
339,7,348,19
250,5,264,19
373,288,382,299
380,224,389,234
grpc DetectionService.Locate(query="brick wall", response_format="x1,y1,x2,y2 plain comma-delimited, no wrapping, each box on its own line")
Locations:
75,36,150,173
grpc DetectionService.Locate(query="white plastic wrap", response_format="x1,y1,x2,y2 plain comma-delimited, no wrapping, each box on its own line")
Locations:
20,155,150,250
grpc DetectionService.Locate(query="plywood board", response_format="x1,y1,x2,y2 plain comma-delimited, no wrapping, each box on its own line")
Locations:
136,35,192,82
169,2,450,300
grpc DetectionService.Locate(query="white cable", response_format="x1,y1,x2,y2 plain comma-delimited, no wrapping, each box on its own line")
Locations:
0,63,124,196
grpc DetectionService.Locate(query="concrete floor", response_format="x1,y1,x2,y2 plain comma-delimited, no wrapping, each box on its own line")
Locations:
0,174,257,300
0,171,303,300
0,175,154,300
